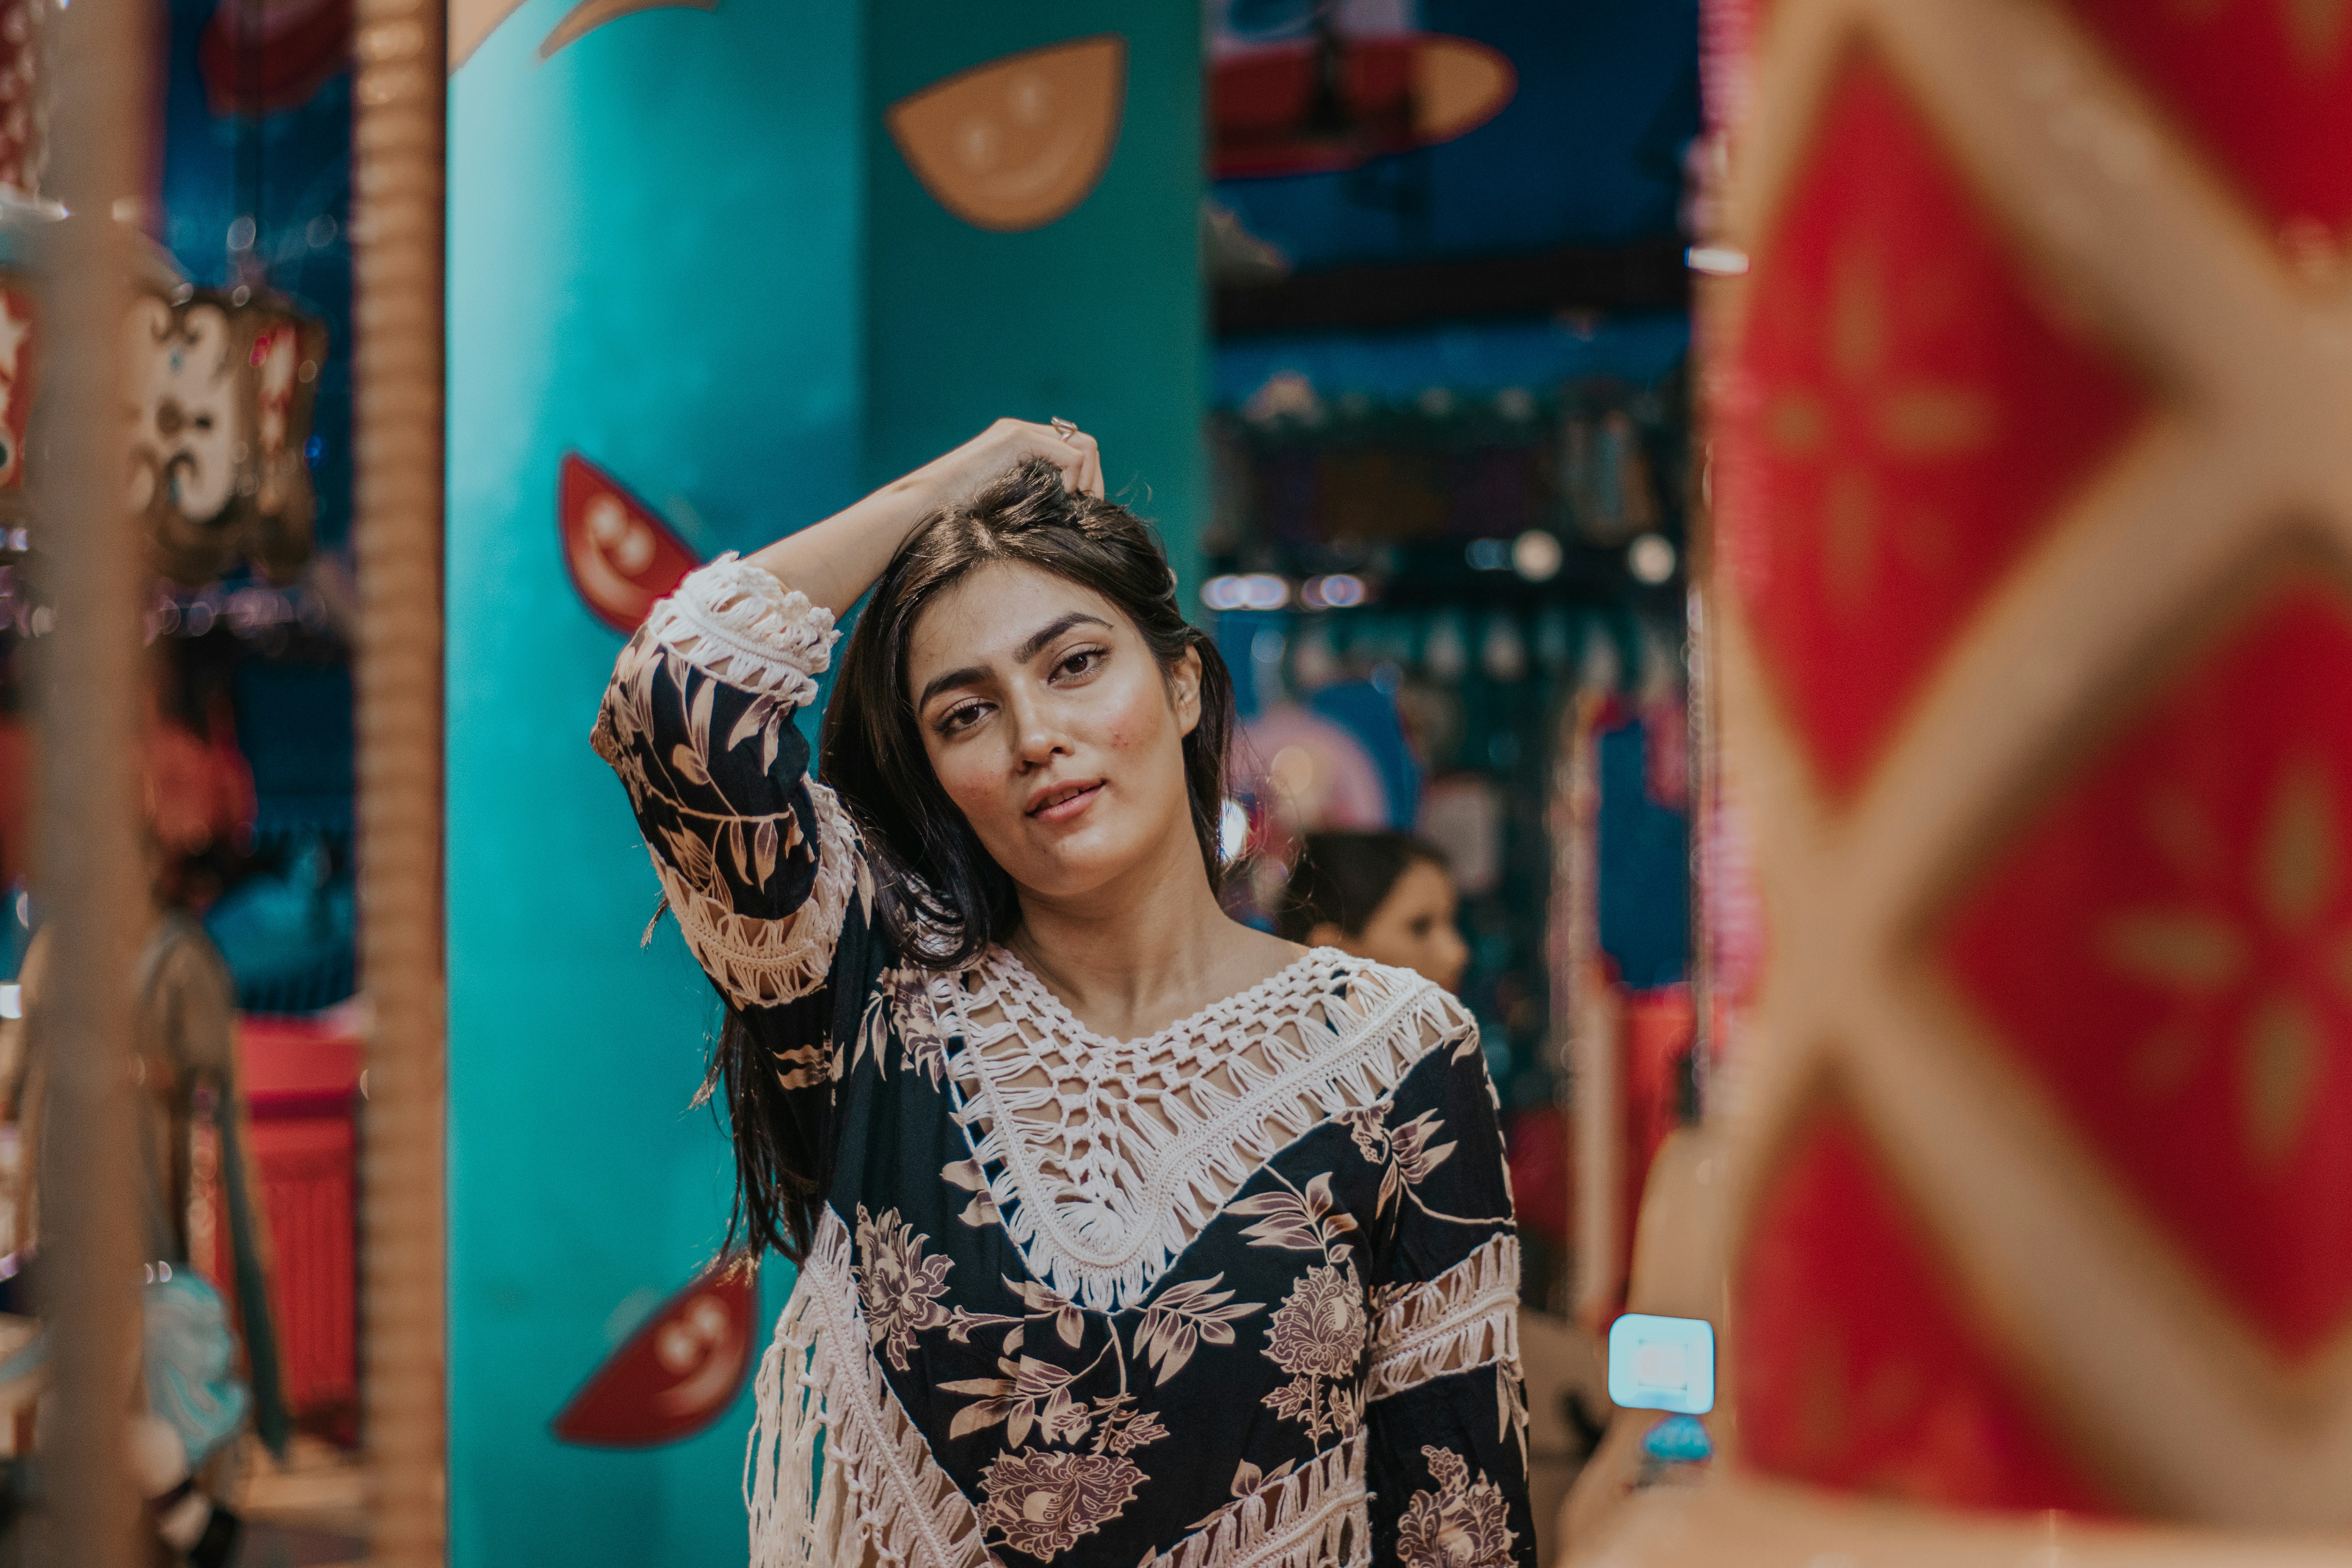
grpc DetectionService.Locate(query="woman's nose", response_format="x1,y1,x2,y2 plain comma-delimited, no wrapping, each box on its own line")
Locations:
1007,690,1069,768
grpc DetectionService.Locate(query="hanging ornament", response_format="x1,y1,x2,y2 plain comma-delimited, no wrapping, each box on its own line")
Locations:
199,0,354,117
1480,611,1527,682
1578,619,1622,695
1291,617,1339,689
127,284,328,586
1420,609,1468,682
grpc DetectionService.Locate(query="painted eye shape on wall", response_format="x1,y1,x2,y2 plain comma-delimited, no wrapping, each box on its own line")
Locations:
886,35,1127,233
552,1262,758,1447
448,0,715,73
558,452,702,635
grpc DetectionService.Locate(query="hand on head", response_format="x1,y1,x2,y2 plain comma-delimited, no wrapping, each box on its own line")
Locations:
919,417,1105,507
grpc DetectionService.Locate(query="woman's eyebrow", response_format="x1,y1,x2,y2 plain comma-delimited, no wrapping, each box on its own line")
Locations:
916,664,987,710
1013,612,1112,664
916,613,1113,711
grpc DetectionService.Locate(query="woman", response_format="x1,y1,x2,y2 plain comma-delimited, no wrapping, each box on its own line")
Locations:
594,420,1532,1568
1275,833,1471,996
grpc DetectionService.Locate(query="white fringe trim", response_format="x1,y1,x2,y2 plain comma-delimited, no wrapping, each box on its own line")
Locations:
949,955,1476,1313
747,1209,995,1568
1364,1234,1521,1405
647,552,839,708
654,780,870,1011
1139,1435,1368,1568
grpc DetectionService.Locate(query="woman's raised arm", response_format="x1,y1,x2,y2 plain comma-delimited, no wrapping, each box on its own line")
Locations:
748,418,1101,616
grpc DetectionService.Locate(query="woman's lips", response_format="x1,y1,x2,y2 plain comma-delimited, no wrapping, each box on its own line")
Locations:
1028,781,1104,823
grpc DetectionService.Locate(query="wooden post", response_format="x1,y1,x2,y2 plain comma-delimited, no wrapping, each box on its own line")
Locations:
32,0,151,1561
351,0,446,1561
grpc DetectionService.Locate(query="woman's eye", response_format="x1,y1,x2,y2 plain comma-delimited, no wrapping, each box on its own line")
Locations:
937,703,987,735
1054,647,1104,680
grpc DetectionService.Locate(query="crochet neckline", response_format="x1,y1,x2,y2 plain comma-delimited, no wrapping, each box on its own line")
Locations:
985,943,1336,1054
935,947,1468,1312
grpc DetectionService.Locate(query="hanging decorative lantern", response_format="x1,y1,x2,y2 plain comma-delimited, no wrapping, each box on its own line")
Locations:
0,2,331,590
123,284,327,586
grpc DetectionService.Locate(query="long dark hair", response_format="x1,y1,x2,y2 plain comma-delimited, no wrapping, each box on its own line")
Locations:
819,458,1235,967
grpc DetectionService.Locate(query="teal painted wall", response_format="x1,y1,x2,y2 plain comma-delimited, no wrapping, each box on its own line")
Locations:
446,3,1201,1563
445,2,863,1562
864,0,1206,596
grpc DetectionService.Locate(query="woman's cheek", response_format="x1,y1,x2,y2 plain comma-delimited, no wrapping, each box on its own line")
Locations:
933,750,1006,832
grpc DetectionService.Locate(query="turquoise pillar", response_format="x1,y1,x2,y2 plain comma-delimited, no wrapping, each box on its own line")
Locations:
445,3,864,1563
445,4,1200,1563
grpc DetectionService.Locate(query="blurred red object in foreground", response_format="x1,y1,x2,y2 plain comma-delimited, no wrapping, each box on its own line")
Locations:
553,1263,757,1447
558,453,701,634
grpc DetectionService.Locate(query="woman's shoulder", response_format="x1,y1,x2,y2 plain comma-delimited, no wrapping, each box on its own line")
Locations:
1309,949,1472,1022
1252,949,1480,1085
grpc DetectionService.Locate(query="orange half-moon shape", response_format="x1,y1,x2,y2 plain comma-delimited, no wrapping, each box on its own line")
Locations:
448,0,714,71
538,0,716,60
1413,35,1514,143
887,34,1126,233
448,0,530,69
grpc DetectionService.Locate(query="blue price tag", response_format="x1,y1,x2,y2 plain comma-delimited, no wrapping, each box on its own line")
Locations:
1607,1313,1715,1415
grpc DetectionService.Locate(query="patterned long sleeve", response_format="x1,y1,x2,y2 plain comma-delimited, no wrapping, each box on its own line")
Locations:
1358,1026,1537,1568
591,553,874,1087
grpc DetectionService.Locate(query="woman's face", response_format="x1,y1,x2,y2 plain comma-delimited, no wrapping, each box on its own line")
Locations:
1313,858,1470,993
907,560,1202,905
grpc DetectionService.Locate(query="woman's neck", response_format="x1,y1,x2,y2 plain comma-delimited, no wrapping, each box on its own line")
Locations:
1006,833,1302,1043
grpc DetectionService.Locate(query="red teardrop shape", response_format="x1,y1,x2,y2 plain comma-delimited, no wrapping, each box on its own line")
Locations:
552,1262,757,1448
558,452,702,635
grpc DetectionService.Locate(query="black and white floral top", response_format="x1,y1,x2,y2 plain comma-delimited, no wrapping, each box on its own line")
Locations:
593,555,1535,1568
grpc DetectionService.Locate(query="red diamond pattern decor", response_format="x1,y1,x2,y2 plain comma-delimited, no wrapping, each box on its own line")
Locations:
1940,581,2352,1360
2065,0,2352,266
1719,53,2145,799
1737,1099,2116,1512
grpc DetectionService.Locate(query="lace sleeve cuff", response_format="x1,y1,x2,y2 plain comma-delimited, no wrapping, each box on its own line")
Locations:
641,552,839,709
1366,1234,1521,1404
652,779,868,1011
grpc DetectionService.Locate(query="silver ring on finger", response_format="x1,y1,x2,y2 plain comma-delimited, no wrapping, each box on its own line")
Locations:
1050,416,1078,442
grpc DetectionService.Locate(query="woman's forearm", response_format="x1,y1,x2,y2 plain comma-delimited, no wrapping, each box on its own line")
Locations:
745,470,942,619
744,418,1104,618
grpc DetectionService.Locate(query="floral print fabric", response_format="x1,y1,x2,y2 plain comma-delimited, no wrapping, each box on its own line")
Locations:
596,557,1535,1568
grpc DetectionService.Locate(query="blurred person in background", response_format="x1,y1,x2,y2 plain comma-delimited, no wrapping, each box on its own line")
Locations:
0,693,285,1567
1276,831,1470,995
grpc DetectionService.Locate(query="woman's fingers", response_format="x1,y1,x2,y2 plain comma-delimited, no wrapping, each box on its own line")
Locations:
1033,421,1102,498
1062,429,1104,498
963,417,1105,498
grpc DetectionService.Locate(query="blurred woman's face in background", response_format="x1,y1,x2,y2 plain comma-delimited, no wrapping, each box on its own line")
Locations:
1310,858,1469,993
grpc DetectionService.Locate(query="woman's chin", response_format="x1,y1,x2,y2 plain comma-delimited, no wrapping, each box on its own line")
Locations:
1001,834,1150,905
